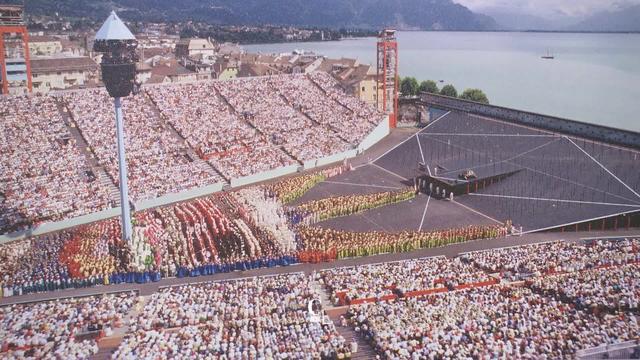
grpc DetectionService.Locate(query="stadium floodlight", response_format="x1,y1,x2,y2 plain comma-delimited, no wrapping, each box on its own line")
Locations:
93,11,138,242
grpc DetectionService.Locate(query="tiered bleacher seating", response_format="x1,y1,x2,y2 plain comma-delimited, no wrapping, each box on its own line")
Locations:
0,95,112,234
63,89,222,201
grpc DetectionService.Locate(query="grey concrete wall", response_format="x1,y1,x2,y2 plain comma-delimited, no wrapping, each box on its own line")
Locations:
0,208,121,245
418,93,640,149
358,115,390,152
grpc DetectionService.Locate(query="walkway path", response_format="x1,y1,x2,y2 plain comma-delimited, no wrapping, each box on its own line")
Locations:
90,295,150,359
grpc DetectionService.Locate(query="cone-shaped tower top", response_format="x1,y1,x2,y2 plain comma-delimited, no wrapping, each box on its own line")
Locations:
95,11,135,41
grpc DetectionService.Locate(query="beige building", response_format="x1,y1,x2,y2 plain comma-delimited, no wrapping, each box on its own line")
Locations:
147,60,200,84
338,65,379,108
31,57,98,93
213,57,239,80
28,36,63,57
175,38,215,59
317,58,381,109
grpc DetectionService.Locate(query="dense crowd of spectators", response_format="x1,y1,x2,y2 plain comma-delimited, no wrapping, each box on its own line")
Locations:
63,89,222,201
309,72,380,123
2,235,638,358
0,94,112,234
347,285,639,358
220,76,335,163
308,72,382,143
270,74,374,150
147,74,381,180
461,238,640,280
146,82,257,158
115,274,351,359
330,237,640,358
529,264,639,314
2,74,383,236
146,81,297,179
0,292,135,358
319,256,493,304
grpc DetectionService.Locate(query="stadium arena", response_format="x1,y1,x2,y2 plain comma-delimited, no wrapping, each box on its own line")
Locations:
2,70,640,358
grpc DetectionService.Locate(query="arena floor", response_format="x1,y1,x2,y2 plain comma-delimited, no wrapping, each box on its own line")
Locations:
304,110,640,232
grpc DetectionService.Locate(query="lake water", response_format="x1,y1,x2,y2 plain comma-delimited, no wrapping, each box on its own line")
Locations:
247,32,640,133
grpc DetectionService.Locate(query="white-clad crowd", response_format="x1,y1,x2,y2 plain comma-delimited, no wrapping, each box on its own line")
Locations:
347,285,639,359
63,89,222,201
0,95,112,234
319,256,492,303
148,74,382,177
115,274,350,359
0,292,135,359
233,187,297,253
147,82,258,158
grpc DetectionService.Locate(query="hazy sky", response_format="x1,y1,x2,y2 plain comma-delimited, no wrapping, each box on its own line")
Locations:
453,0,640,18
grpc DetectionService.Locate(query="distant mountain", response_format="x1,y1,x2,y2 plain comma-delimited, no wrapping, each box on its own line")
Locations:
22,0,498,31
568,5,640,32
481,8,583,31
484,10,556,31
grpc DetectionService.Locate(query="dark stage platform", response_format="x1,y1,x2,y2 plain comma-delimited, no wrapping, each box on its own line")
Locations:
304,110,640,233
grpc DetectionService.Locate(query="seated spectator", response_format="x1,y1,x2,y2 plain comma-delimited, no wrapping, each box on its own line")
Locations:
0,94,112,234
0,292,135,359
116,274,350,358
319,257,493,304
462,238,640,280
347,286,639,358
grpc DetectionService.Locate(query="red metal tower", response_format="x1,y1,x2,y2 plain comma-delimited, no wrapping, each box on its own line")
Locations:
377,29,398,128
0,4,32,95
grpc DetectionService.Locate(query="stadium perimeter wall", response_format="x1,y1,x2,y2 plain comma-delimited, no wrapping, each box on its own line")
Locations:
230,164,300,188
0,117,391,243
303,149,358,170
136,182,226,211
358,115,390,152
417,93,640,149
0,208,121,245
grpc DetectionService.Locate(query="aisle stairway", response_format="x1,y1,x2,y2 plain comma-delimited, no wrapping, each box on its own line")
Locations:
142,91,228,183
57,98,121,205
96,168,121,205
313,278,378,359
334,324,378,360
91,295,149,359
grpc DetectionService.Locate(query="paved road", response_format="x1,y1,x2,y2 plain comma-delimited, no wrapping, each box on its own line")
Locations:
2,229,638,306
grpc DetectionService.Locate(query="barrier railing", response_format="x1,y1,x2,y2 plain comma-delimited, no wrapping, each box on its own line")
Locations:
576,340,640,359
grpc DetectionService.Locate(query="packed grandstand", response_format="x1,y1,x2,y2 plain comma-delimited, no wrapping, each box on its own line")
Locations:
0,72,382,235
2,70,640,359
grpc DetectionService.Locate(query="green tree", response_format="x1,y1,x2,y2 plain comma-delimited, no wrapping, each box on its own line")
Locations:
418,80,439,94
400,77,419,96
440,84,458,98
460,88,490,104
